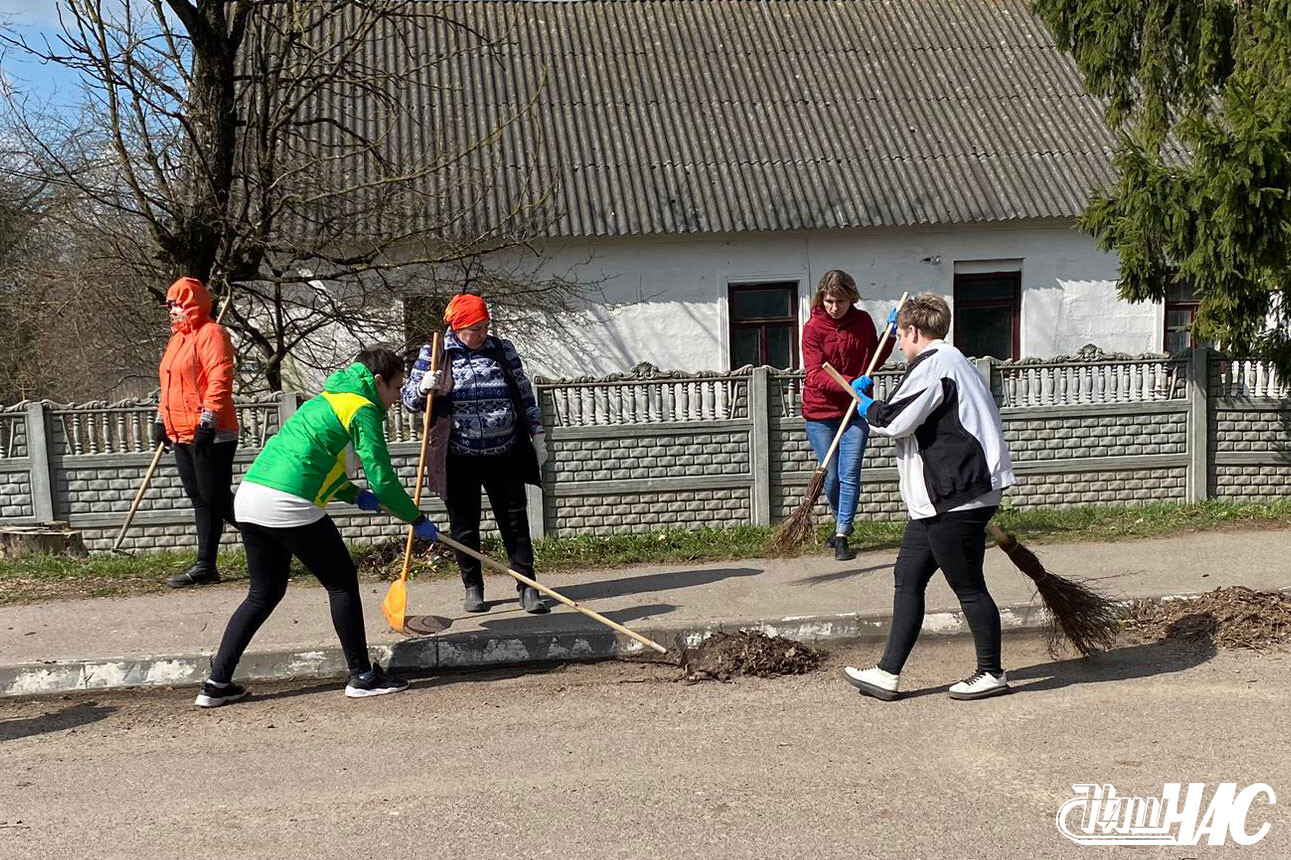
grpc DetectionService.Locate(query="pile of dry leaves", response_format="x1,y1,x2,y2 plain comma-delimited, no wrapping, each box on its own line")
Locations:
1121,587,1291,650
680,631,825,681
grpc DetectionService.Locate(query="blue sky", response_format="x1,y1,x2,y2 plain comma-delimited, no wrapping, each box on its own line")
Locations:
1,1,94,109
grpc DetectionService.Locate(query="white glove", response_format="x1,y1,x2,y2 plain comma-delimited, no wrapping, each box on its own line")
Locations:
417,369,442,395
532,432,548,467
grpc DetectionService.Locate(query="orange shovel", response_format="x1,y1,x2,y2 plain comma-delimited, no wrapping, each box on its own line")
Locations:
382,333,441,633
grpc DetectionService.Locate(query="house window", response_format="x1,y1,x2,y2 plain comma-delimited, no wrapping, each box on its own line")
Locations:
1164,277,1200,353
953,271,1020,360
728,281,798,369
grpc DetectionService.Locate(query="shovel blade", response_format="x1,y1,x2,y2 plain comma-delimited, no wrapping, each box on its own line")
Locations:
381,578,408,633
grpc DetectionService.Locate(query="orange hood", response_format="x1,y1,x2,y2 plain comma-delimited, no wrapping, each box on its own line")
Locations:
167,277,212,334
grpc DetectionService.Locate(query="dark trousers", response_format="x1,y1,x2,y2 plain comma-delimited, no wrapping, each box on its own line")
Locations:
878,506,1002,675
173,439,237,568
210,517,370,683
445,451,535,592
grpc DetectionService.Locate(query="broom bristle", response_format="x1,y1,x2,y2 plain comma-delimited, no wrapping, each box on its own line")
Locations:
768,469,826,556
998,534,1120,657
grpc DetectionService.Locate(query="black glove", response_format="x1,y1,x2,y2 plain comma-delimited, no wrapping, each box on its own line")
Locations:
151,421,171,450
193,423,216,450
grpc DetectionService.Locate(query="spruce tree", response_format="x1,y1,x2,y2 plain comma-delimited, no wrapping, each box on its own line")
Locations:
1033,0,1291,370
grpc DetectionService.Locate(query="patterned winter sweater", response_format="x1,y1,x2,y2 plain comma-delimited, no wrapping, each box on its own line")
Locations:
402,331,543,456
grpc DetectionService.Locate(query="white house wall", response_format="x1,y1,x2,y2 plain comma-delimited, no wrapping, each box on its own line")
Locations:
428,219,1159,378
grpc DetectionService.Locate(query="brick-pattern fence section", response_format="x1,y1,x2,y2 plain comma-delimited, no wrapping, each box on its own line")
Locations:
1,346,1288,553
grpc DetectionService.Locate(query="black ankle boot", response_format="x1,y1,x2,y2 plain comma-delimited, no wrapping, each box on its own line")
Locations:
463,584,487,612
165,562,220,588
833,536,856,562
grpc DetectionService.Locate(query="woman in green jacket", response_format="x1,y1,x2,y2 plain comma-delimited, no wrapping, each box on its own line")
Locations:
195,348,440,707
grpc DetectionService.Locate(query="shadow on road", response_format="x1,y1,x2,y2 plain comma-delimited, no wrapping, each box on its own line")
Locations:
0,701,116,743
475,602,677,636
794,562,892,587
899,614,1221,700
546,567,762,602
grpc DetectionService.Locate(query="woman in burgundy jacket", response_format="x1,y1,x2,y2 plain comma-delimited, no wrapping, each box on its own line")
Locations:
800,270,896,560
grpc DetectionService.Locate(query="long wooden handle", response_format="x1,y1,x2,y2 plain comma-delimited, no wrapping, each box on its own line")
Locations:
812,291,909,472
860,290,909,378
399,333,442,584
112,442,167,551
437,534,668,654
822,363,862,405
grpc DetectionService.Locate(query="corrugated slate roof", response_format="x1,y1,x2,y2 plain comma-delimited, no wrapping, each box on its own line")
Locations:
314,0,1120,238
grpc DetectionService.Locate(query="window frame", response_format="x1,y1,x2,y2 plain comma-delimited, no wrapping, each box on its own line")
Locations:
952,270,1021,360
726,280,800,370
1163,274,1201,354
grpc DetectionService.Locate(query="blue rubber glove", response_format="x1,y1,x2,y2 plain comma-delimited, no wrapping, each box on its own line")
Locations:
853,375,874,396
886,307,899,330
355,489,381,513
850,378,874,412
412,516,440,542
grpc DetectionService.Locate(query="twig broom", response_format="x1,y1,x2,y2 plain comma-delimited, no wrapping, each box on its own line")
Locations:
986,524,1120,657
769,291,907,555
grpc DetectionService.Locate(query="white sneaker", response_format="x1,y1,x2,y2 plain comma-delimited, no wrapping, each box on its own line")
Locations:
841,665,900,701
948,670,1010,700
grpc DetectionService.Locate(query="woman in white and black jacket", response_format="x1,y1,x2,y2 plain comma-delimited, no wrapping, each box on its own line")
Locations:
840,292,1016,702
401,293,550,615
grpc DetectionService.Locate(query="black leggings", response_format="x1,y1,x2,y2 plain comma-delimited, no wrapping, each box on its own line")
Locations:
878,506,1002,675
445,451,535,592
210,516,370,683
173,440,237,567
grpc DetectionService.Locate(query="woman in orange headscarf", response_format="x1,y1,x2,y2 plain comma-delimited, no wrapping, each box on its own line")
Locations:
401,292,548,614
153,277,239,587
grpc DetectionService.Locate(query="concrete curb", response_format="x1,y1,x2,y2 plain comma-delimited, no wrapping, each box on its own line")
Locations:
0,596,1064,697
23,583,1277,698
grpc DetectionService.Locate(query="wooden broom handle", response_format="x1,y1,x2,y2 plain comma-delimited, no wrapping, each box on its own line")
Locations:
437,534,668,654
813,291,908,470
398,333,442,584
112,441,166,552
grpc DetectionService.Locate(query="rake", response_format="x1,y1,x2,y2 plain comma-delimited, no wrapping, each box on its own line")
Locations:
382,332,441,633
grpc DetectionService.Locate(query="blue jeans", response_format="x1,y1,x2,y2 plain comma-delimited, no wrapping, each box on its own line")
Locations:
804,416,869,534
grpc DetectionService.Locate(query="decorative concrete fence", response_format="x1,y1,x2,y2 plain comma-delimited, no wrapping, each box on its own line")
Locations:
1,347,1288,553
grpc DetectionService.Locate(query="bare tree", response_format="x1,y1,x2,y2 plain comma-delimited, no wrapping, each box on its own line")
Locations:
4,0,582,392
0,163,165,402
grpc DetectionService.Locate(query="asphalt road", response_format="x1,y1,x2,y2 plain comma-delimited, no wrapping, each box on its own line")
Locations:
1,632,1287,860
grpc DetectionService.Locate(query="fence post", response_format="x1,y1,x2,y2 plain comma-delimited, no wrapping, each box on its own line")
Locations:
25,402,56,523
278,391,299,429
526,483,546,540
527,385,550,539
973,357,999,401
1186,346,1211,502
750,367,772,526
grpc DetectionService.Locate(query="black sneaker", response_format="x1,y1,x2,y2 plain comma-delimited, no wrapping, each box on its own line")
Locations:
166,563,220,588
463,584,487,613
834,536,856,561
194,680,248,708
345,665,409,698
520,586,549,614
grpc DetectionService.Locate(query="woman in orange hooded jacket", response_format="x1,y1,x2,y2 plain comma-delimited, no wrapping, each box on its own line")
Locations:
152,277,239,587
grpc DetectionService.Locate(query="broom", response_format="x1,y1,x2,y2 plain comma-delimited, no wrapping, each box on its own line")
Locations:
769,291,907,555
985,524,1120,657
382,332,441,633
